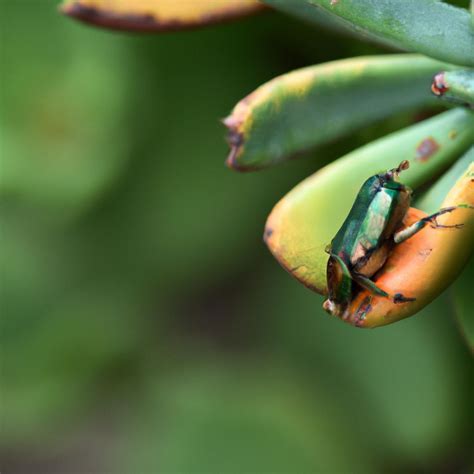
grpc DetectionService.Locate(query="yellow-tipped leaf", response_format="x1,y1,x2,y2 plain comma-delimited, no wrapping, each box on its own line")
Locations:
265,109,474,301
61,0,265,32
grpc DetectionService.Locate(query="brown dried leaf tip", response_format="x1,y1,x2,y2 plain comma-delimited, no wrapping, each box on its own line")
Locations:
222,115,248,171
431,72,449,97
60,0,266,33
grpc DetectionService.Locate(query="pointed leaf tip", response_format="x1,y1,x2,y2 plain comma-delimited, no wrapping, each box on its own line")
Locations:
225,55,456,171
61,0,265,32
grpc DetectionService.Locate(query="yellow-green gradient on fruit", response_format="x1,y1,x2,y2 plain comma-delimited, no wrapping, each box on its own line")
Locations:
225,55,455,170
61,0,264,31
265,108,474,295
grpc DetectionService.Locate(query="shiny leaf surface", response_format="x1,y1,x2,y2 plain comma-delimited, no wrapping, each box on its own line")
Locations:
264,0,474,67
225,55,452,171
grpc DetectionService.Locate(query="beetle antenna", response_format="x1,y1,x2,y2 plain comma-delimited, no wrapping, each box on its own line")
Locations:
396,160,410,174
385,160,410,180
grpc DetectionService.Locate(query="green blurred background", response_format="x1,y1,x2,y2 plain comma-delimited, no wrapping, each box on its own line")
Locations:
1,2,472,473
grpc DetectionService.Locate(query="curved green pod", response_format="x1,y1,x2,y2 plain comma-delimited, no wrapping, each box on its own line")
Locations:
432,70,474,107
416,146,474,214
452,261,474,352
265,108,474,295
225,55,455,171
418,147,474,349
264,0,474,67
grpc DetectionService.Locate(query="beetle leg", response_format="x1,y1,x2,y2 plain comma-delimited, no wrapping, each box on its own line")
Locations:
324,254,354,317
428,218,464,230
352,272,389,297
327,254,353,299
353,273,417,303
393,206,463,244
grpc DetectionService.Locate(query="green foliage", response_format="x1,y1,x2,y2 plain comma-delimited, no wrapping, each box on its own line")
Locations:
120,366,377,473
432,69,474,106
257,278,470,460
452,260,474,351
222,0,473,335
226,55,455,170
1,8,133,218
1,1,473,472
417,146,474,213
264,0,474,67
265,109,473,295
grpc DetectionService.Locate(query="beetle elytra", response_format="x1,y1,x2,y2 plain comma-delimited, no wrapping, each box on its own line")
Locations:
323,160,464,319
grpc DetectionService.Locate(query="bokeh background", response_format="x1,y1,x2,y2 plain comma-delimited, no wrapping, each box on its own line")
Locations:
1,1,473,473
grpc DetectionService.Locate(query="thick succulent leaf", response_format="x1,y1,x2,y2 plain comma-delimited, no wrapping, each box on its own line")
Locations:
225,55,455,171
472,0,474,29
452,260,474,352
61,0,264,32
344,162,474,328
265,108,474,295
416,146,474,213
418,147,474,349
264,0,474,67
259,0,394,47
432,70,474,107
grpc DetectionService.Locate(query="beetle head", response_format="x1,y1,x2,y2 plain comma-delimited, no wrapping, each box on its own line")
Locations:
383,160,410,182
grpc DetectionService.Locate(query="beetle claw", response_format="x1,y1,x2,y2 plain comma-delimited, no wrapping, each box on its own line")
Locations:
323,299,338,315
429,218,464,229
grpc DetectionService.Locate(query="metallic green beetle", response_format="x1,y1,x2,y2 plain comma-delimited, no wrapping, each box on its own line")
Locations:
323,160,462,318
